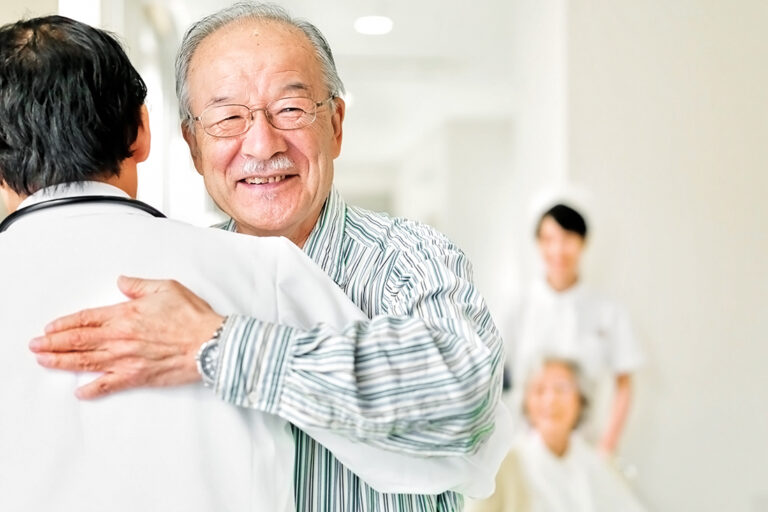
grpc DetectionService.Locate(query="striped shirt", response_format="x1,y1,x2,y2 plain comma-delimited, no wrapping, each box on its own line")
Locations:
215,188,503,511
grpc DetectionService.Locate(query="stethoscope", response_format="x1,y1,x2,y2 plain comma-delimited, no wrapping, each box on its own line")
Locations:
0,195,166,233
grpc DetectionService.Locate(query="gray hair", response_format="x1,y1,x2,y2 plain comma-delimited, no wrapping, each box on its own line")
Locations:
520,356,591,428
174,2,345,130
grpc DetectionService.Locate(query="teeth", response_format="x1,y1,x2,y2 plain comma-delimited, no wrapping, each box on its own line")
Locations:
245,175,286,185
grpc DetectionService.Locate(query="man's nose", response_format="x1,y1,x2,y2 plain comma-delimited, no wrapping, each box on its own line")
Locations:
240,110,288,160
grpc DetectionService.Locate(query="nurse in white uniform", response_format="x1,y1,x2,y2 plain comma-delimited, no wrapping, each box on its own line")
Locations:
506,204,644,454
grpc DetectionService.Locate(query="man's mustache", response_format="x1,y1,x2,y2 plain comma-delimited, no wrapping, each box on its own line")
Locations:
242,155,295,174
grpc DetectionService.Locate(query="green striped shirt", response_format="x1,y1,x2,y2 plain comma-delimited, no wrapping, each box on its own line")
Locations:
215,188,503,511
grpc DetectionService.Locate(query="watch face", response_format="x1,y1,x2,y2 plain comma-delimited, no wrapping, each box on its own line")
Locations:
196,318,227,387
198,339,220,385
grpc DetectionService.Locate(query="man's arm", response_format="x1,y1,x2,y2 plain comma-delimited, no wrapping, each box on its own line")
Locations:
33,243,503,456
212,238,503,455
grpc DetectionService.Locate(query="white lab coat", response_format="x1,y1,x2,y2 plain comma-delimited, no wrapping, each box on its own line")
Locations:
0,182,511,511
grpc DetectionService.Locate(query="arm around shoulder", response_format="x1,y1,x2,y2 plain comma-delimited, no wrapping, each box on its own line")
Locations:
213,234,506,457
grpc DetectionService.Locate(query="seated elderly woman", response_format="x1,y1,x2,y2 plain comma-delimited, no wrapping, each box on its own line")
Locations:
468,358,646,512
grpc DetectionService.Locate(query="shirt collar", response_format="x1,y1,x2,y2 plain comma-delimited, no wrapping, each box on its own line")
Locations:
17,181,129,210
219,187,347,284
302,187,346,285
533,276,585,302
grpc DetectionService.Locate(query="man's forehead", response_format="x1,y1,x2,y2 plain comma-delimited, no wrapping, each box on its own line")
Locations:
187,19,323,105
200,18,310,51
189,19,318,78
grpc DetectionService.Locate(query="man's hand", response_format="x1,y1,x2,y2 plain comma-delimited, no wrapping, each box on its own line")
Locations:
29,276,226,400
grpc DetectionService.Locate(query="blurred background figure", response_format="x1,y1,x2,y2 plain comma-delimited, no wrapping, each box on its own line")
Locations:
505,204,644,454
469,358,646,512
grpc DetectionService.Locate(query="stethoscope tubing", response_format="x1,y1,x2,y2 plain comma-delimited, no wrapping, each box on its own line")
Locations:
0,195,166,233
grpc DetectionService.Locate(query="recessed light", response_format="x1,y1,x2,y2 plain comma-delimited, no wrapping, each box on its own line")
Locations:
354,15,393,35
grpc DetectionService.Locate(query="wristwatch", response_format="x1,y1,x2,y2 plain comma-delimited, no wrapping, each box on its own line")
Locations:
196,318,227,387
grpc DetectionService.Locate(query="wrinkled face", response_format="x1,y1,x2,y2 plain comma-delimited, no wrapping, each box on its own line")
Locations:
536,216,585,284
524,362,581,440
183,20,344,246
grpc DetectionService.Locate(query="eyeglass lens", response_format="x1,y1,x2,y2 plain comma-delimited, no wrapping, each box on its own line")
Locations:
200,97,322,137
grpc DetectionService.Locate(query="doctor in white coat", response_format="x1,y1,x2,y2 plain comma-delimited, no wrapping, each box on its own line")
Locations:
0,15,508,511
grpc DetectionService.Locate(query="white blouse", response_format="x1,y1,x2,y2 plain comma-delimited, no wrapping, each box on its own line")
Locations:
508,279,644,385
504,279,645,437
466,430,648,512
519,430,647,512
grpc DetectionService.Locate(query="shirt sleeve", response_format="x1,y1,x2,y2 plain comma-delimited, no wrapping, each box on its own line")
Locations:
214,239,504,457
608,302,645,374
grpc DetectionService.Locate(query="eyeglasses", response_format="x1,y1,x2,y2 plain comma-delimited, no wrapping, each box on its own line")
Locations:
191,96,334,138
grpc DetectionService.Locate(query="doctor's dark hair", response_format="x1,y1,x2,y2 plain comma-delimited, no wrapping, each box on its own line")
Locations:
0,15,147,195
535,203,588,239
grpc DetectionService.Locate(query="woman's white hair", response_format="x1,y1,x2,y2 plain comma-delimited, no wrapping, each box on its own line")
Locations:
518,356,591,428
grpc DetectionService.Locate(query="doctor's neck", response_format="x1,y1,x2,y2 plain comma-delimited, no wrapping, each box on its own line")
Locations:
0,167,138,215
0,185,22,213
101,167,138,199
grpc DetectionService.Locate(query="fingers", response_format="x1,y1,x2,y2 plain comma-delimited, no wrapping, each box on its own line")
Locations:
118,275,180,300
45,276,180,333
44,305,121,334
74,358,201,400
35,349,112,373
76,373,132,400
33,326,122,352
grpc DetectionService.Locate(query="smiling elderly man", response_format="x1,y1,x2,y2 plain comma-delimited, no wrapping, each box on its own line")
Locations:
31,3,508,510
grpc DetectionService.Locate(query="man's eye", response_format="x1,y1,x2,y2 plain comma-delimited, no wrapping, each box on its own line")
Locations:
218,114,245,122
276,106,305,115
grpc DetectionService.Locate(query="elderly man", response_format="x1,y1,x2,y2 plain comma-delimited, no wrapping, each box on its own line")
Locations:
32,3,507,511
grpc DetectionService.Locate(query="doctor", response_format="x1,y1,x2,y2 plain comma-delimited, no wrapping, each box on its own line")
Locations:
0,14,506,512
29,3,508,510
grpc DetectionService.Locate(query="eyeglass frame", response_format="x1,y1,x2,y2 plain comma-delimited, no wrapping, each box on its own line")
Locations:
188,96,336,138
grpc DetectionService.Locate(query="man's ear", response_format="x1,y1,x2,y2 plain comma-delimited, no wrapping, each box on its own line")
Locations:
330,96,345,159
131,104,151,163
181,122,204,176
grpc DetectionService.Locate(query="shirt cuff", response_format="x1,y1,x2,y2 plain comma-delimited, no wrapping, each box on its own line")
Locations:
213,313,295,413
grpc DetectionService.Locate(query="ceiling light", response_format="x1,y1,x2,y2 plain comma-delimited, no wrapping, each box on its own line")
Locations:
354,15,393,35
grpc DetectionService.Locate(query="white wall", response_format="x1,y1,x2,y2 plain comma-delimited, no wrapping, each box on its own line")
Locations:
393,0,569,320
503,0,571,293
0,0,56,23
395,118,516,312
568,1,768,510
